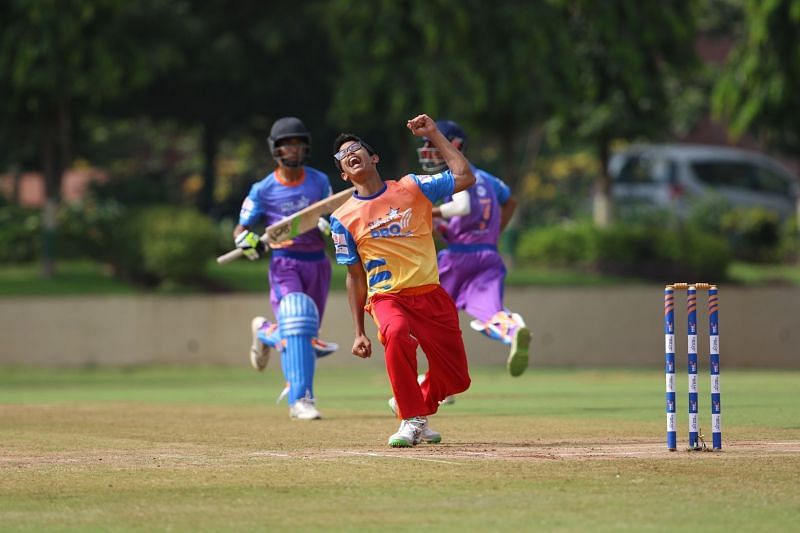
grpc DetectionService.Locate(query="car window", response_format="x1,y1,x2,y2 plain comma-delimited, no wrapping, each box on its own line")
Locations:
691,161,790,195
691,161,753,189
616,156,675,184
754,166,791,195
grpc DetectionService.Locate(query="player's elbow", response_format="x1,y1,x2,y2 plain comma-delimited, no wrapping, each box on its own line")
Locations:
453,171,476,193
504,197,518,216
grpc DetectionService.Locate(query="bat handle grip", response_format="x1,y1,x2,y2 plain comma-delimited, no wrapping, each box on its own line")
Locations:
216,248,244,264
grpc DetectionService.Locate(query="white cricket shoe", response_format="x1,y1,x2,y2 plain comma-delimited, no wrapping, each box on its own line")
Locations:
416,420,442,444
388,417,426,448
250,317,270,371
387,398,442,444
290,398,322,420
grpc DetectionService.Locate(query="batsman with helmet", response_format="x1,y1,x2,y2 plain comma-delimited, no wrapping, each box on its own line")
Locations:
233,116,338,420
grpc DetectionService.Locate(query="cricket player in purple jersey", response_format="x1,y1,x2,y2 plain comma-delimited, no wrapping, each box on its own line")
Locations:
233,116,338,420
419,120,531,378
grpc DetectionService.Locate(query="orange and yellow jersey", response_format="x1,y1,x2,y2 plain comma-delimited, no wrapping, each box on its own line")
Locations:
330,171,455,297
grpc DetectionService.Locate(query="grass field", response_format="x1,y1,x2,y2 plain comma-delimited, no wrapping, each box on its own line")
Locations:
2,365,799,531
2,259,800,296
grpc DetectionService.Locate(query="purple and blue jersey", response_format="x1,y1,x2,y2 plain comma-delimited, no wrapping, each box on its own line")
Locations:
239,167,332,253
437,167,512,324
440,167,510,247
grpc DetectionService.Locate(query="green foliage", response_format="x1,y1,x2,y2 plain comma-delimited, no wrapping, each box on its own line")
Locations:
0,200,125,264
517,223,598,269
563,1,700,144
0,200,233,289
324,1,576,188
517,150,598,226
516,221,731,281
686,197,784,263
720,207,782,262
712,0,800,154
57,199,125,260
0,0,185,198
0,206,40,262
114,206,218,285
778,217,800,262
90,172,177,207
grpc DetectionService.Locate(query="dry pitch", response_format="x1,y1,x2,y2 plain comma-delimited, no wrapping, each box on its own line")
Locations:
2,365,799,531
5,437,797,465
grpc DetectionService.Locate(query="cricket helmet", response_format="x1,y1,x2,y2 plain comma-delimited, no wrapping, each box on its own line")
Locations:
268,117,311,168
417,119,467,172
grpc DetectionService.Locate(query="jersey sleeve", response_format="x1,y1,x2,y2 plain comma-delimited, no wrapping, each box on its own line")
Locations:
330,216,360,265
409,170,455,204
318,171,333,200
484,172,511,205
238,184,266,227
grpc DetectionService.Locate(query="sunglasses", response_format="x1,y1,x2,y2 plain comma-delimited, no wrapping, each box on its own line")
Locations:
334,142,363,161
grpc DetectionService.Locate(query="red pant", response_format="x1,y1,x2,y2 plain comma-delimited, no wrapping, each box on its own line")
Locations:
369,285,471,418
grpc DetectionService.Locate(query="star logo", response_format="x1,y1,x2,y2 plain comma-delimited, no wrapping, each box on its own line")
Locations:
387,207,400,218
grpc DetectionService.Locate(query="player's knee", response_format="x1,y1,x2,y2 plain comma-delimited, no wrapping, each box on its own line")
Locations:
278,292,319,338
453,373,471,394
381,319,413,344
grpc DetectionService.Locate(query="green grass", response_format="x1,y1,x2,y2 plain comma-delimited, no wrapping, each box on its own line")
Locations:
1,365,799,531
4,259,800,296
0,260,136,296
728,260,800,285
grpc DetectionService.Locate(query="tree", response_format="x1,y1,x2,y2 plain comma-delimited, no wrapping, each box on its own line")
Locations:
124,1,335,215
324,0,575,190
0,0,182,275
563,0,700,227
323,0,470,173
456,2,577,194
713,0,800,155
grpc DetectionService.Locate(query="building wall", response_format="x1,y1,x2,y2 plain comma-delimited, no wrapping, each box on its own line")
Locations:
2,287,797,368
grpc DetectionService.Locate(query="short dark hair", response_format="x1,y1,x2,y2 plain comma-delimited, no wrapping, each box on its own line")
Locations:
332,133,376,171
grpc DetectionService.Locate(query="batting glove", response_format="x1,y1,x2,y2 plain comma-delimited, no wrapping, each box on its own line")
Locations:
317,217,331,236
235,230,261,260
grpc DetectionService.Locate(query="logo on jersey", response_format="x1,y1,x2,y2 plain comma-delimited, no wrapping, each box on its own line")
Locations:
331,231,350,255
368,207,413,238
239,197,255,219
280,195,311,215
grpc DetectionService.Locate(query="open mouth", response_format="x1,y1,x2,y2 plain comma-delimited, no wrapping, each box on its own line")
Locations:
347,155,361,168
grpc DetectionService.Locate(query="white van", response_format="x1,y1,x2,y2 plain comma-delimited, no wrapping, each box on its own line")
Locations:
609,144,800,221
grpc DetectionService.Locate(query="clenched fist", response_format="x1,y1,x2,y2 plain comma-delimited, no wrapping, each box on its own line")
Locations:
407,114,438,138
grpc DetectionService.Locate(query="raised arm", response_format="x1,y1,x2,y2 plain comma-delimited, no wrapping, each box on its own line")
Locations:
407,114,476,193
345,262,372,359
432,189,471,219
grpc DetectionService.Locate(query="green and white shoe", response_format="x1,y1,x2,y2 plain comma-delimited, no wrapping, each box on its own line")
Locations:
388,417,425,448
507,326,531,377
417,423,442,444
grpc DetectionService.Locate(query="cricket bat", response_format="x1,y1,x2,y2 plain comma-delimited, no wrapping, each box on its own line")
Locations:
216,187,355,264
